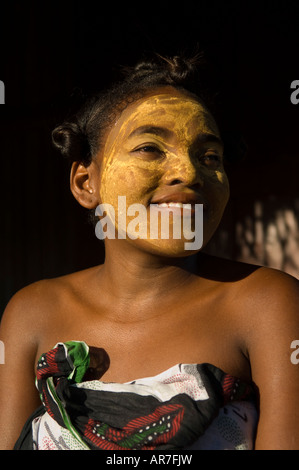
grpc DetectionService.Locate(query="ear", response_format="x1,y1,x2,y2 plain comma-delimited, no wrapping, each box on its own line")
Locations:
70,161,98,209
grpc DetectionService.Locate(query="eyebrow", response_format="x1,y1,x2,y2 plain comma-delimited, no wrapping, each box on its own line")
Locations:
128,125,223,147
128,125,174,140
197,133,223,146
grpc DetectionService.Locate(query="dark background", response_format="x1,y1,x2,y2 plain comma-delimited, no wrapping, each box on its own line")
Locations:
1,0,299,316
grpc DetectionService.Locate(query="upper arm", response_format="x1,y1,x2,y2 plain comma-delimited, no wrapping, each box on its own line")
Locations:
244,269,299,450
0,285,43,449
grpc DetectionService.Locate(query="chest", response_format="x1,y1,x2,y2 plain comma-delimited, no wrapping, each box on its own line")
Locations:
36,293,250,383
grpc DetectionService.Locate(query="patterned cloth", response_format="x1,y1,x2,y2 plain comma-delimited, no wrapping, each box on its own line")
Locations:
14,341,258,450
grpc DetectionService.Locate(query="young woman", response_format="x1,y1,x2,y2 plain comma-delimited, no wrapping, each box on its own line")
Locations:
1,55,299,450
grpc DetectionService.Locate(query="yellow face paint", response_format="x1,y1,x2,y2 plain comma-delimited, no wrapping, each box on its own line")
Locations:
94,88,230,254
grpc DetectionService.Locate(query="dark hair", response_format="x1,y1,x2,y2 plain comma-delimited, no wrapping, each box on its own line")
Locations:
51,53,218,167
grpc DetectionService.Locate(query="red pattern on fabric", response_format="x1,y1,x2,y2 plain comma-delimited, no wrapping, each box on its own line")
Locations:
222,374,236,400
83,403,184,450
36,347,61,381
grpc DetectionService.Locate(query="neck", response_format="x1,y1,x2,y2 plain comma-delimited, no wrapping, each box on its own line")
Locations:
98,239,201,312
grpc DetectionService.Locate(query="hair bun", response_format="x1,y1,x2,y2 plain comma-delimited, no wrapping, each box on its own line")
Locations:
52,122,91,164
165,55,197,83
124,53,202,87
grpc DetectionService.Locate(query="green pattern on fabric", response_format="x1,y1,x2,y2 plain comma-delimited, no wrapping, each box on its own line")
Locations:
65,341,90,383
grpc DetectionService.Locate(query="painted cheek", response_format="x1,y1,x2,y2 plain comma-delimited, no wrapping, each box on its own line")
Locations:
201,168,229,206
100,158,162,207
200,165,229,187
214,170,230,187
100,165,120,204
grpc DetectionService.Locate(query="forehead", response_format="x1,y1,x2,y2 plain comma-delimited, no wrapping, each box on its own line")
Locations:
103,90,220,153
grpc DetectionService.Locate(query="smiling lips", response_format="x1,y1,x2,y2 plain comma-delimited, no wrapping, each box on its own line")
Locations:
150,192,206,212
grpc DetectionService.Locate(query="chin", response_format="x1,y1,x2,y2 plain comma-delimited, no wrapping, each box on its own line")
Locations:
130,238,204,258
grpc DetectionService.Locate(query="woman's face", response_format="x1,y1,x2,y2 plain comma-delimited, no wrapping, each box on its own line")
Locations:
93,87,230,256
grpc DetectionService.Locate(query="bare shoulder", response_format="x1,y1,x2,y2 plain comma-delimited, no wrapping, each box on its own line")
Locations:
0,276,71,450
200,253,299,358
242,261,299,291
200,253,299,311
247,269,299,449
231,263,299,324
233,263,299,360
1,279,56,341
216,257,299,340
225,263,299,449
1,265,101,338
2,277,65,331
210,259,299,449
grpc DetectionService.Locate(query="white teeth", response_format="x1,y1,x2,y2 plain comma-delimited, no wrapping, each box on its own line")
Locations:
153,202,192,209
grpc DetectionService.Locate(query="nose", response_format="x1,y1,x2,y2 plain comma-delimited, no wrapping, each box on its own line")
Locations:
162,151,203,187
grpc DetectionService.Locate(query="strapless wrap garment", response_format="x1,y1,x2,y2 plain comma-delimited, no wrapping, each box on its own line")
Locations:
14,341,258,450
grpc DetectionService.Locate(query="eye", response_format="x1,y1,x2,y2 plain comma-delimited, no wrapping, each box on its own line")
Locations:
200,152,222,167
134,145,161,153
132,144,165,158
